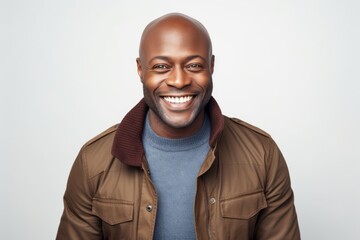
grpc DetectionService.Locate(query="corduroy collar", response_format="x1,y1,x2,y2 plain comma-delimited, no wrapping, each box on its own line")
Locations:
111,97,224,167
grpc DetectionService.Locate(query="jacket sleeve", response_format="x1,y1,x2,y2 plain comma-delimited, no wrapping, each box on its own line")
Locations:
56,148,102,239
254,138,301,240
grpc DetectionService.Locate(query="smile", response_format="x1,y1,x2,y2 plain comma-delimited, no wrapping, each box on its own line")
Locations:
162,96,193,104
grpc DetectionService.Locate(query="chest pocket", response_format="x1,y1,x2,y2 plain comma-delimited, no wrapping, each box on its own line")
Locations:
219,190,267,238
221,190,267,219
92,198,133,225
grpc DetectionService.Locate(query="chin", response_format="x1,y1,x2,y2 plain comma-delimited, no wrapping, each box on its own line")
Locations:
162,113,198,129
165,120,193,129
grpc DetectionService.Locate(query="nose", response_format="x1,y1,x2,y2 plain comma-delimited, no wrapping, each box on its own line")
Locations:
165,66,191,89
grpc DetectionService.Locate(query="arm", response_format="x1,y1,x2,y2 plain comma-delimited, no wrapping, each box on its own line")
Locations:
255,138,300,240
56,148,102,239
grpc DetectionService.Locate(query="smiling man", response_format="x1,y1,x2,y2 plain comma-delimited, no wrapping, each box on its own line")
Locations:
137,15,214,138
57,13,300,240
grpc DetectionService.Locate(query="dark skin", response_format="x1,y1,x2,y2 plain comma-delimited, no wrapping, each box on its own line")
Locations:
136,13,215,138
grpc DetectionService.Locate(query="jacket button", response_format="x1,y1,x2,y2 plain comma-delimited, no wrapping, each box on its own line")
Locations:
209,197,216,205
146,204,153,212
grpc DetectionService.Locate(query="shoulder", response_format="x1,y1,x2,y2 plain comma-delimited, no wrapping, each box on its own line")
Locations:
78,124,120,178
84,124,119,148
221,115,285,161
219,116,281,167
223,116,271,139
220,116,278,156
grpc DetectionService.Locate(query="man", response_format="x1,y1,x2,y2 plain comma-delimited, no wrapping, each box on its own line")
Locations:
57,13,300,239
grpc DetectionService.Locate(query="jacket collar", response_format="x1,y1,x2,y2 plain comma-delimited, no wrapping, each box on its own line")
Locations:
111,97,224,167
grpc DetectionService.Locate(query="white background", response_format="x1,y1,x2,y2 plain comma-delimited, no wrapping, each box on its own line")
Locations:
1,0,359,239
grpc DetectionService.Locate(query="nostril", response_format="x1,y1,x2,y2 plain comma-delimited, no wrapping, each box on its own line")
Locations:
165,77,191,89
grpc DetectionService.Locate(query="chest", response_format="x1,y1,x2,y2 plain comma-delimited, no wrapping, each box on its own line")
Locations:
90,148,267,240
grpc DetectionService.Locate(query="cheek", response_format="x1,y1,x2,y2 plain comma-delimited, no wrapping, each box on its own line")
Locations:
194,73,213,89
143,73,166,89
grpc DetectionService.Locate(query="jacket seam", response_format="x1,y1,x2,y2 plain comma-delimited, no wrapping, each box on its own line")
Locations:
82,146,94,197
220,189,265,202
85,125,118,147
227,117,271,138
264,137,272,192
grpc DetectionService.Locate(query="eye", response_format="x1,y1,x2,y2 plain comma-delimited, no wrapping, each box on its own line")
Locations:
152,64,171,73
186,63,204,72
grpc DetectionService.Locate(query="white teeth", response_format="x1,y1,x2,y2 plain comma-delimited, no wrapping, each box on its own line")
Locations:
163,96,193,104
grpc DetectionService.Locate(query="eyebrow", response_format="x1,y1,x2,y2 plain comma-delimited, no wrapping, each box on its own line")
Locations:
148,55,207,63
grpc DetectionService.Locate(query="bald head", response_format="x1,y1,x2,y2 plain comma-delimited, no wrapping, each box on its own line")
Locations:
139,13,213,59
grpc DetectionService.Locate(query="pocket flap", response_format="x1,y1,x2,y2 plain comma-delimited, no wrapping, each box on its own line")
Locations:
92,198,133,225
221,191,267,219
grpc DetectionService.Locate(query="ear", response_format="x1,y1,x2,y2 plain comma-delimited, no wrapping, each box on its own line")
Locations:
136,57,143,82
210,55,215,74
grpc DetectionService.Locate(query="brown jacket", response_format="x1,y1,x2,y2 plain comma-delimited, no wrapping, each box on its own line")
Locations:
57,98,300,240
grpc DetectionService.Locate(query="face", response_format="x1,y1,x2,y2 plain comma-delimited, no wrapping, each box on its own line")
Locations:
137,22,214,138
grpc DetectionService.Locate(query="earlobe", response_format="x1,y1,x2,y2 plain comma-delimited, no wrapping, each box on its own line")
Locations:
136,58,143,82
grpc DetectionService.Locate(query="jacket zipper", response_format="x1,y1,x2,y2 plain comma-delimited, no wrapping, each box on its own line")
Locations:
141,158,158,240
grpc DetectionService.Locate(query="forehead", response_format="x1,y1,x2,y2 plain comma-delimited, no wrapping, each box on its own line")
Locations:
140,18,211,61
